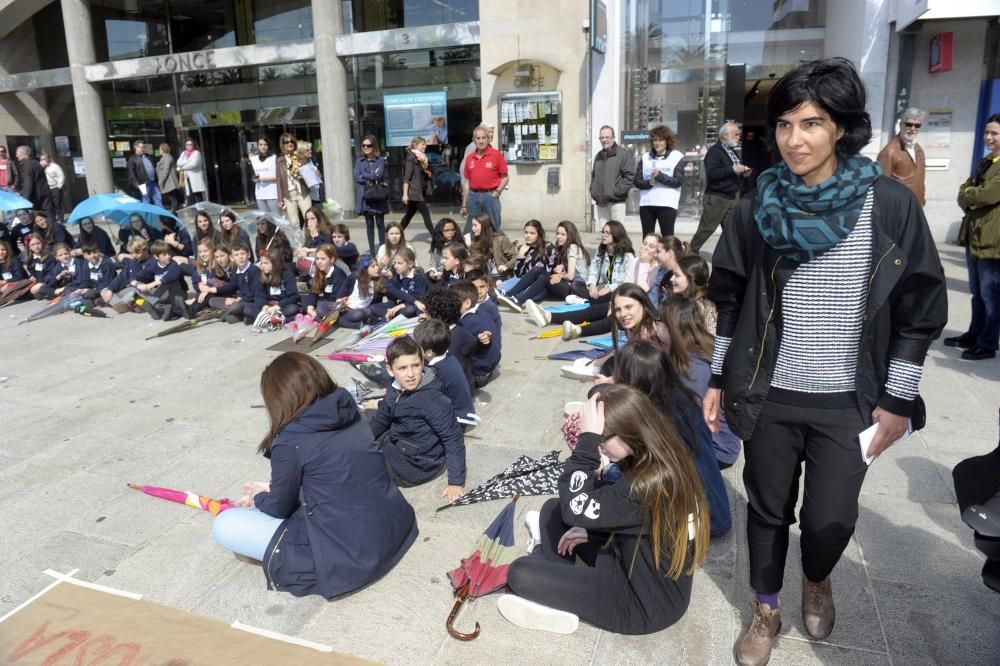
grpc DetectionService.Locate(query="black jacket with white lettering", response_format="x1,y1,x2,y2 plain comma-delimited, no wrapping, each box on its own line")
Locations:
559,433,694,634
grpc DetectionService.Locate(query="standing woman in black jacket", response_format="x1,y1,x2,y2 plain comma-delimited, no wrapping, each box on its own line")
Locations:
704,59,946,665
212,352,417,599
400,136,435,236
499,385,709,635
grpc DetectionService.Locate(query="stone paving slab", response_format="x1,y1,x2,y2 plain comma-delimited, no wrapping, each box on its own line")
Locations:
1,235,999,664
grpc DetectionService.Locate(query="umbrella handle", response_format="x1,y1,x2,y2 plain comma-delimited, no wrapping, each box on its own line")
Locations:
446,583,481,641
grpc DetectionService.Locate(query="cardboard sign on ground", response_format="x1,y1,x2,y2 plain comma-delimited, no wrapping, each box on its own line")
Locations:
0,579,372,665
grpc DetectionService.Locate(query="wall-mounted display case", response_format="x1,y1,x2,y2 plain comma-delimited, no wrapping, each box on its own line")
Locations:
498,91,561,164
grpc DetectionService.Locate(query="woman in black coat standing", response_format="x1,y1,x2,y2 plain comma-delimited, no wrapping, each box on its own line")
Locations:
400,136,435,237
212,352,418,599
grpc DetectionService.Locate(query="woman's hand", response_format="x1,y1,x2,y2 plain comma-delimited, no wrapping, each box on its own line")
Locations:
703,387,721,433
597,286,610,297
588,284,599,299
442,484,464,503
557,527,588,556
361,398,380,411
497,264,508,273
477,330,492,345
592,374,613,385
243,481,270,500
517,243,529,258
580,393,605,436
866,407,910,459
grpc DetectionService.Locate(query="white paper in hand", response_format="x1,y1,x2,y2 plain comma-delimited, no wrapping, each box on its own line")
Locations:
857,419,914,466
138,183,148,196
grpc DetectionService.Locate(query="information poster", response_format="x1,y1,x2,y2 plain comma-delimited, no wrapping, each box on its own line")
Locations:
384,91,448,147
498,92,561,163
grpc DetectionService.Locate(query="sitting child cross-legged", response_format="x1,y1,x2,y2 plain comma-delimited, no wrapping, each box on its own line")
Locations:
368,336,466,504
413,318,477,426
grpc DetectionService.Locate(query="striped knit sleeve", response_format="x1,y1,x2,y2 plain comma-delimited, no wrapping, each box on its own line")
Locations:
884,358,923,401
711,335,732,377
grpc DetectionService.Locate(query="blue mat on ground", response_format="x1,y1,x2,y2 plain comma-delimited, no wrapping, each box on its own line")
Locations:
547,348,606,361
544,302,590,313
583,333,628,350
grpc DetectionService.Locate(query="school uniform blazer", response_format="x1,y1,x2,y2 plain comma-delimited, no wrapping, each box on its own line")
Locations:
191,266,236,296
1,258,28,282
233,264,264,302
459,304,500,376
369,368,466,486
72,259,116,291
263,270,300,307
306,233,331,249
428,354,475,420
117,226,163,254
75,227,117,258
384,271,428,305
303,265,350,307
43,256,85,288
336,241,360,270
257,389,417,599
45,223,75,249
136,260,182,286
25,255,55,280
167,226,194,258
107,256,156,293
448,324,476,389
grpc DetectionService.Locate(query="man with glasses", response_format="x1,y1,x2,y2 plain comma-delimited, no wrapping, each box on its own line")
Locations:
877,108,927,205
590,126,635,226
690,122,751,254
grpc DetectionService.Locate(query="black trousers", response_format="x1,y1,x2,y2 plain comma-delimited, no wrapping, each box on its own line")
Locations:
400,201,434,236
639,206,677,237
507,498,689,635
364,213,386,256
743,399,868,594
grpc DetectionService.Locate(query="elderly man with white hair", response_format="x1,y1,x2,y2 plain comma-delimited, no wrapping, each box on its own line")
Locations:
877,108,927,205
690,122,751,253
15,145,54,217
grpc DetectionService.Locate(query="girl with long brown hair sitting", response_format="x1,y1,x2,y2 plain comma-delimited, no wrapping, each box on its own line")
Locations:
498,384,709,635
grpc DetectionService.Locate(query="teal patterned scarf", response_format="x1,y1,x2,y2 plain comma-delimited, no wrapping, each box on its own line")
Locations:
754,153,881,263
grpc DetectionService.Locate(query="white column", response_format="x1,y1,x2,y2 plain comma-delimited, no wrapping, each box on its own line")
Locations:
311,0,355,213
61,0,113,194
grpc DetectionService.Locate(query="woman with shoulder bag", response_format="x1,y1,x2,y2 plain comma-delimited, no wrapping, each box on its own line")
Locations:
400,136,435,236
354,135,389,256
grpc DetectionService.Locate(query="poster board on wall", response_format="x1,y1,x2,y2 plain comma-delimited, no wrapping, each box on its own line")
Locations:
498,92,562,164
383,91,448,147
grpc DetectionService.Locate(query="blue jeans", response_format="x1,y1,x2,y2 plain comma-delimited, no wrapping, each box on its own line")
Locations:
142,182,163,207
465,190,502,232
966,248,1000,351
212,507,283,561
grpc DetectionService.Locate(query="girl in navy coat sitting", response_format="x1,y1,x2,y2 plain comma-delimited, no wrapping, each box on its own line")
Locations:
218,210,254,261
303,244,349,320
250,252,301,320
24,233,56,298
117,214,162,256
212,352,418,599
376,247,427,320
32,212,74,250
73,217,116,259
0,240,28,284
41,242,85,297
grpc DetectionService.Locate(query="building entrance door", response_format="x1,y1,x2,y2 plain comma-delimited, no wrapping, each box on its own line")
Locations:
197,126,249,206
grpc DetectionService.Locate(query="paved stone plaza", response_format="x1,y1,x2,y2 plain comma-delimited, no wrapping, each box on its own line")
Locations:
1,221,998,665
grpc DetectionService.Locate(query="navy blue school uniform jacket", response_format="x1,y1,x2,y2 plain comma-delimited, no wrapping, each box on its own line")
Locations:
263,269,300,307
385,270,429,305
10,220,34,253
337,241,360,270
135,259,182,287
164,226,194,258
233,263,264,303
75,226,117,258
43,223,75,249
448,323,476,389
302,265,350,307
459,303,501,377
192,266,237,296
73,258,117,291
43,256,86,288
117,226,163,253
24,254,56,281
306,233,331,249
256,389,418,599
369,367,467,487
1,258,28,282
428,353,475,420
106,255,156,293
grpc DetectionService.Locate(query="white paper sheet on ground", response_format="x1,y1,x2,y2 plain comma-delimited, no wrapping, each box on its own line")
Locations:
857,419,913,466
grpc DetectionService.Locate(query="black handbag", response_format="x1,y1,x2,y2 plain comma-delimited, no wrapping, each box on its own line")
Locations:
363,181,389,204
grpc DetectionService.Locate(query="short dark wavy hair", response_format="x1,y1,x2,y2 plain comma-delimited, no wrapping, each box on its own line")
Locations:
766,58,872,155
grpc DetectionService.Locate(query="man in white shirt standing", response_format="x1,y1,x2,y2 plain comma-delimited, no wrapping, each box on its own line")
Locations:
39,153,66,222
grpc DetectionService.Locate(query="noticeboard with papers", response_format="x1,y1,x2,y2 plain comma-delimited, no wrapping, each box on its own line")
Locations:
498,92,561,164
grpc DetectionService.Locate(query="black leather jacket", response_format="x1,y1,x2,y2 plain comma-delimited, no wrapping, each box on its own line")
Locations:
708,176,947,440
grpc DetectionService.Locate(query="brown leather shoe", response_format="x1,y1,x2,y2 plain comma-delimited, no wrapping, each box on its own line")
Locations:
735,600,781,666
802,575,835,639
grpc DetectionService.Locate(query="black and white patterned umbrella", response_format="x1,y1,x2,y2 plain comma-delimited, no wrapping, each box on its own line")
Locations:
438,450,564,510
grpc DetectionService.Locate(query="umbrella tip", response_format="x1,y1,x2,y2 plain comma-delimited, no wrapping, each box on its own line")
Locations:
126,483,141,490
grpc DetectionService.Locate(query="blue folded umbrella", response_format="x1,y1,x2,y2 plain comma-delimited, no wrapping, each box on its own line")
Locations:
547,348,606,362
0,191,34,212
544,302,590,313
583,333,628,350
67,193,179,230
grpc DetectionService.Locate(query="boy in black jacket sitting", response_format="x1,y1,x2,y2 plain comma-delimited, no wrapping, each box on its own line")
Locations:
370,337,466,503
413,319,478,426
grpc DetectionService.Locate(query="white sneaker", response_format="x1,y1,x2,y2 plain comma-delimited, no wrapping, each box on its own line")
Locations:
525,510,541,553
562,321,582,340
524,300,550,327
565,294,587,305
496,292,523,314
497,594,579,634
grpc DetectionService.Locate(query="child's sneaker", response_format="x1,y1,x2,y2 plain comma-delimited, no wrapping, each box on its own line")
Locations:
565,294,587,305
562,321,582,340
496,291,522,314
497,594,579,634
524,300,550,327
525,510,541,553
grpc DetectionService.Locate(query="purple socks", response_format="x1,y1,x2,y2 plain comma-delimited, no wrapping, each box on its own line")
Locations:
756,591,779,609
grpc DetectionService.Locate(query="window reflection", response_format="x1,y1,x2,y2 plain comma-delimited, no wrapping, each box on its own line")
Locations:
349,0,478,32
